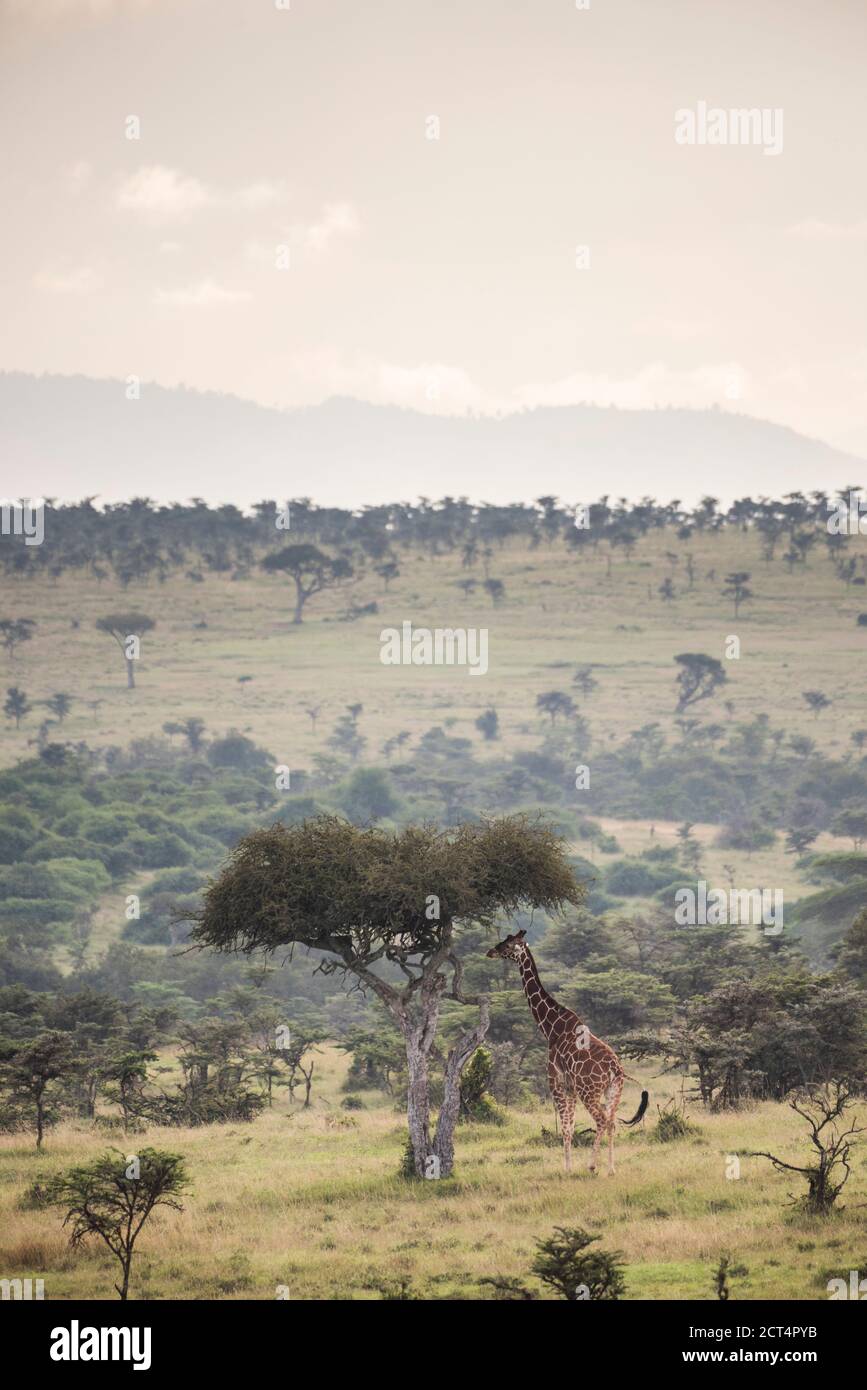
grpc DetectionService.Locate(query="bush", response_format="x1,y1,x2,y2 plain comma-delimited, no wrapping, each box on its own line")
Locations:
122,830,192,868
338,768,399,824
459,1047,505,1124
189,808,251,847
605,858,681,896
531,1227,626,1301
207,733,270,775
650,1098,700,1143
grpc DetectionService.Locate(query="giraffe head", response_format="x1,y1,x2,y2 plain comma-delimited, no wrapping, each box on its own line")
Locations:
486,929,527,962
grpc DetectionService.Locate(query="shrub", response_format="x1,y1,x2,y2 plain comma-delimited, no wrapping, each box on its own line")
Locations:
531,1227,626,1300
650,1098,700,1143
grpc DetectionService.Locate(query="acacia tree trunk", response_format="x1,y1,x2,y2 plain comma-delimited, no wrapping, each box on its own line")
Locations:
348,937,491,1180
434,1000,491,1177
403,994,491,1179
405,1022,434,1177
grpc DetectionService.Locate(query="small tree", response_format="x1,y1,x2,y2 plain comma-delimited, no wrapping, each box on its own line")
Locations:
102,1049,156,1131
572,666,598,701
722,571,753,618
785,826,819,856
46,692,73,723
674,653,727,713
831,806,867,850
4,686,31,729
475,708,499,741
304,703,322,733
483,578,505,606
0,617,36,659
713,1253,748,1300
45,1148,187,1300
802,690,831,720
95,613,155,689
837,908,867,986
278,1028,326,1108
261,544,353,624
375,560,400,590
458,1046,501,1123
181,717,207,753
531,1227,625,1301
751,1083,863,1215
536,690,577,725
0,1032,77,1149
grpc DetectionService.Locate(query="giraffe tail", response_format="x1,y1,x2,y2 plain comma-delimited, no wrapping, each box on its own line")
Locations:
620,1089,649,1126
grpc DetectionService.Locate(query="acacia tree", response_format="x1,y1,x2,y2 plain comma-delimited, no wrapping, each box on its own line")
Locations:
46,692,73,723
536,691,577,725
3,686,31,729
0,1031,77,1150
0,618,36,659
261,544,353,624
95,613,155,689
46,1148,187,1300
802,689,832,720
722,571,753,618
751,1084,862,1215
189,814,580,1177
673,652,727,713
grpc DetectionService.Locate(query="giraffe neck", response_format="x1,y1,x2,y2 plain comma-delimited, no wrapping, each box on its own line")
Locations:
517,946,568,1039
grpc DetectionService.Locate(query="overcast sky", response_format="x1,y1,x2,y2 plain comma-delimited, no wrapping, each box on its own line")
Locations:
1,0,865,459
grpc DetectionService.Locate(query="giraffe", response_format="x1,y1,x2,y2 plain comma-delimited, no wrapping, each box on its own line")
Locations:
487,929,648,1174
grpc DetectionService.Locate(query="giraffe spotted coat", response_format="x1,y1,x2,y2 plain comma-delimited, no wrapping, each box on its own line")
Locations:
487,929,647,1173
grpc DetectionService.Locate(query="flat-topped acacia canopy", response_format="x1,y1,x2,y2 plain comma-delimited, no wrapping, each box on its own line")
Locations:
188,812,581,1178
189,813,581,965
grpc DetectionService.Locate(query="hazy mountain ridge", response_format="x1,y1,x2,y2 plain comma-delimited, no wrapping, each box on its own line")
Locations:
1,371,861,508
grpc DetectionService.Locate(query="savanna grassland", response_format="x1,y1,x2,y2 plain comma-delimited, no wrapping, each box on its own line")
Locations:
1,501,867,1302
2,1045,864,1302
1,521,865,776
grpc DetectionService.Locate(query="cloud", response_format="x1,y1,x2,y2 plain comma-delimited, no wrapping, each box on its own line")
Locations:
34,265,102,294
116,168,293,225
116,166,211,224
155,280,251,307
786,218,867,242
304,202,360,253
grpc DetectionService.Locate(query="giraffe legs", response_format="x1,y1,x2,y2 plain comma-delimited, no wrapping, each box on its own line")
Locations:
586,1102,607,1174
552,1086,576,1172
603,1076,623,1175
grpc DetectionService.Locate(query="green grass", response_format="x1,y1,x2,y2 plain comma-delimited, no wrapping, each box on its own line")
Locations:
1,1046,864,1301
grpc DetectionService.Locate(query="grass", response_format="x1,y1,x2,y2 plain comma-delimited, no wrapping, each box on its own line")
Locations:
1,1045,864,1301
2,527,865,778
